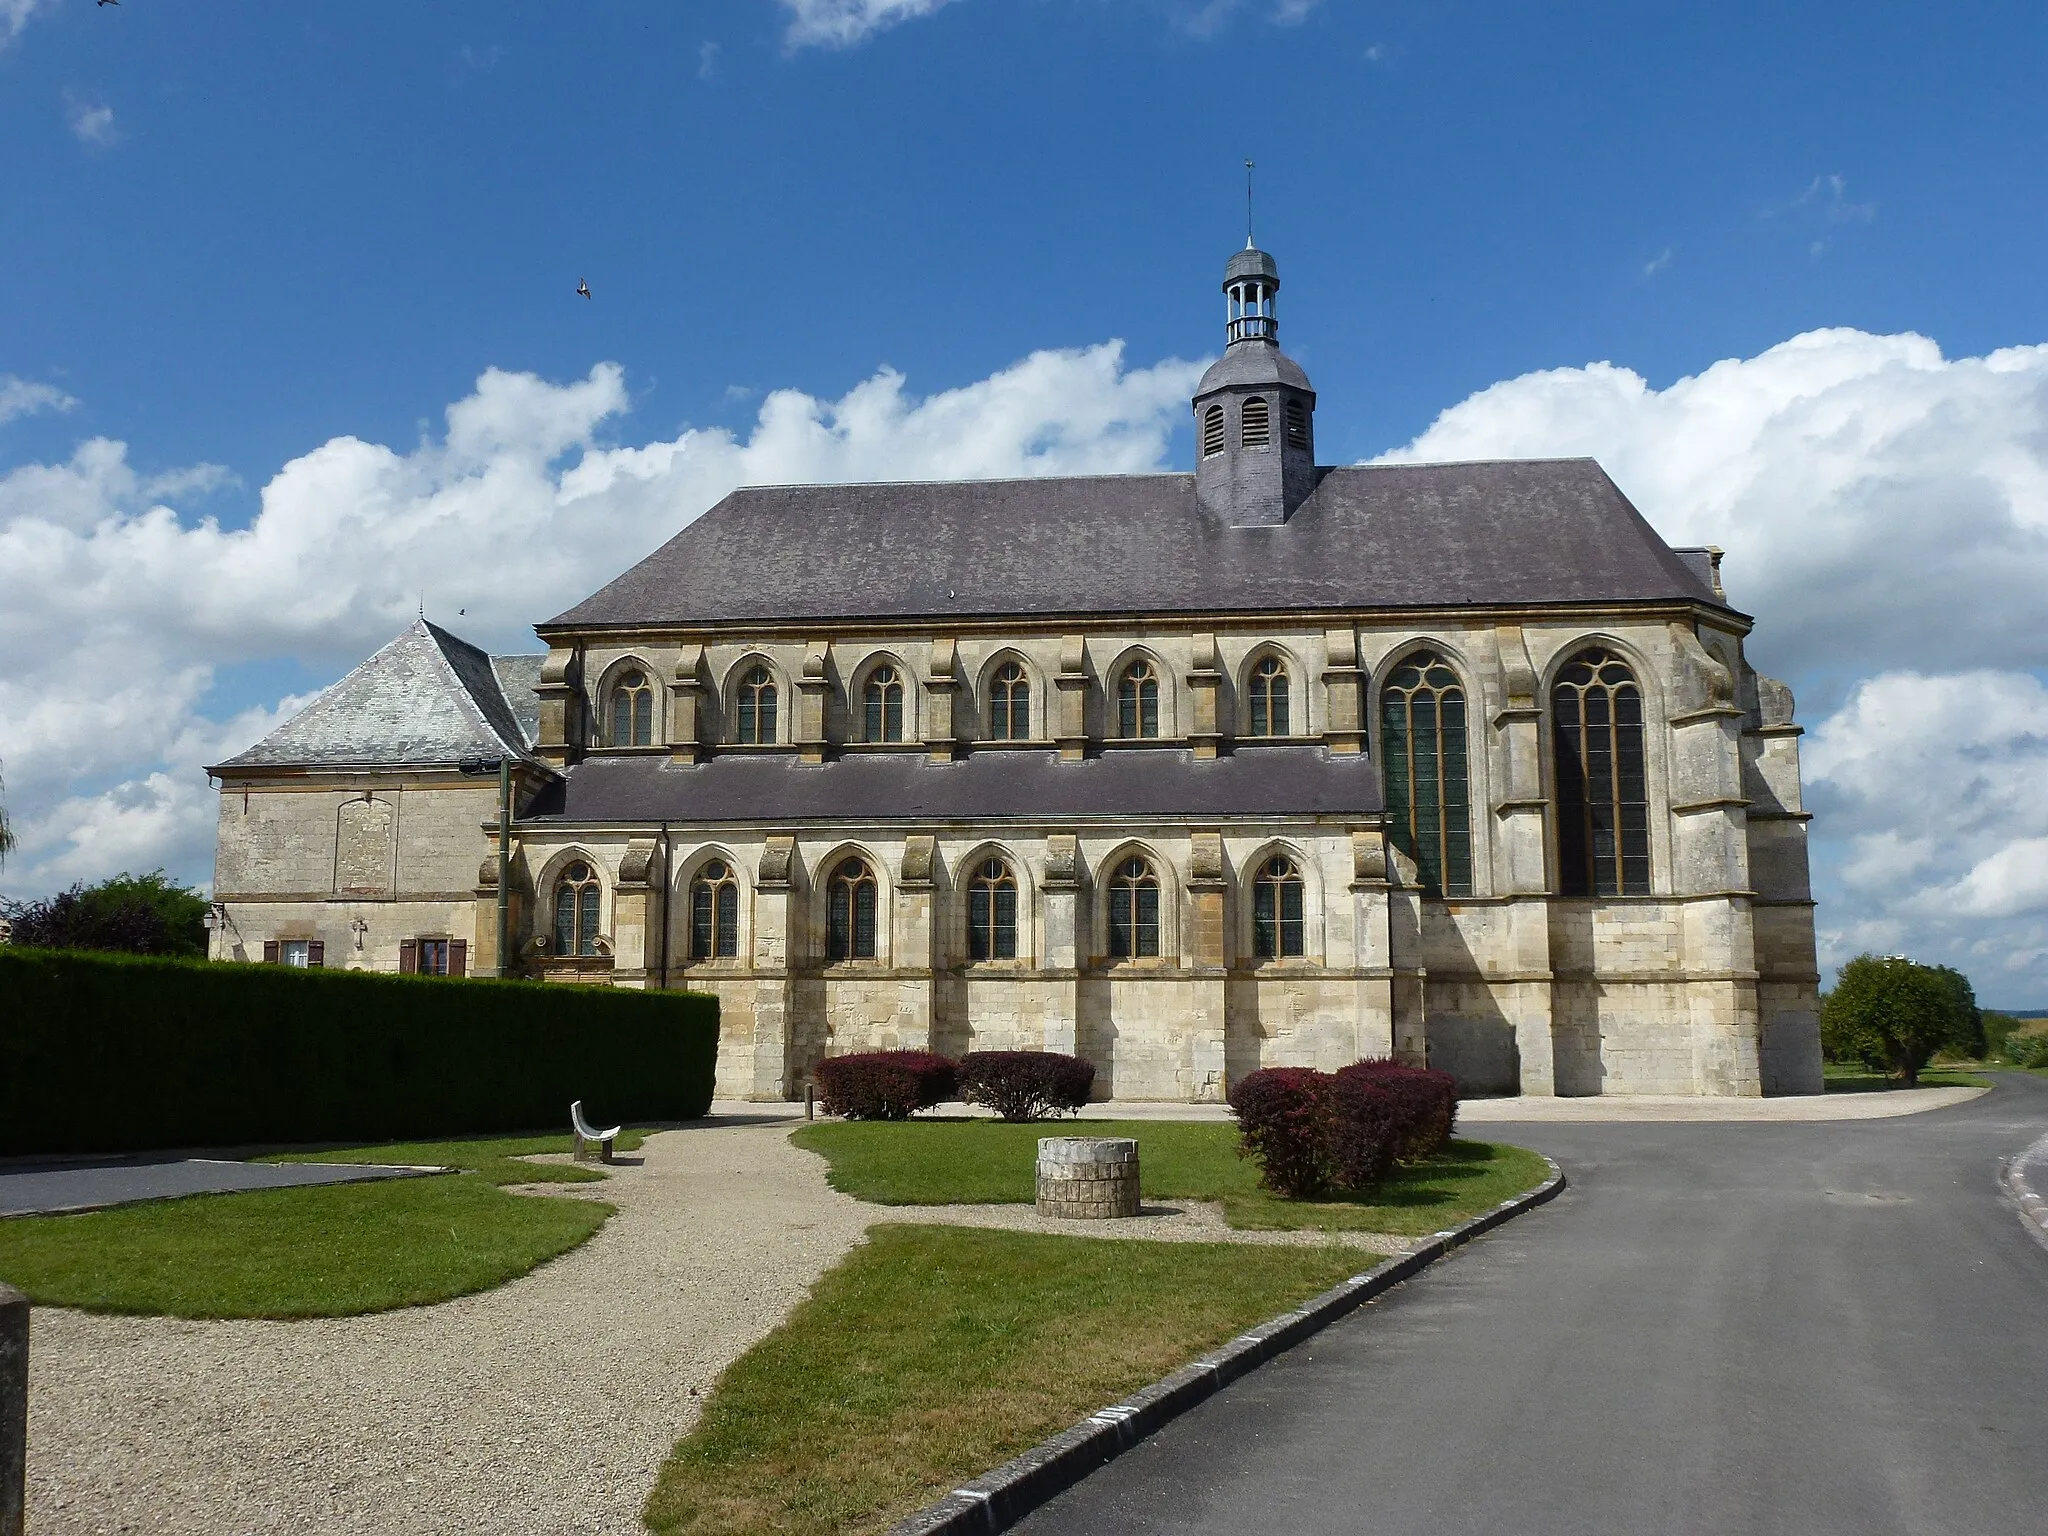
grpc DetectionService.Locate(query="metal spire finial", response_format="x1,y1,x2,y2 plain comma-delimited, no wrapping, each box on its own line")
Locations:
1245,158,1256,249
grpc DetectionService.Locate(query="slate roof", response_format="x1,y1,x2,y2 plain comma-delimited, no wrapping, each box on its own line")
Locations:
544,458,1728,632
518,745,1382,826
213,620,547,773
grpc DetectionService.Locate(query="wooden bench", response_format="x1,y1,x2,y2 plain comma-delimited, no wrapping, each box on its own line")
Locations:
570,1101,622,1164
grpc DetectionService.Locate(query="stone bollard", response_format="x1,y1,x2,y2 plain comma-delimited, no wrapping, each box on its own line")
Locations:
1036,1137,1140,1219
1,1282,25,1536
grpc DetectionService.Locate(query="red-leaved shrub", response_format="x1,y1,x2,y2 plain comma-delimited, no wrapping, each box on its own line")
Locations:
958,1051,1096,1122
1339,1059,1458,1159
1227,1067,1333,1197
1326,1069,1403,1190
814,1050,958,1121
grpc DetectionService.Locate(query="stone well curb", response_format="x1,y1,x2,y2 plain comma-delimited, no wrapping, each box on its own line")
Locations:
887,1156,1568,1536
1999,1129,2048,1253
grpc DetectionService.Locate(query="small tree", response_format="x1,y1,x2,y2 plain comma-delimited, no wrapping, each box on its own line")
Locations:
1,870,209,957
1821,954,1979,1086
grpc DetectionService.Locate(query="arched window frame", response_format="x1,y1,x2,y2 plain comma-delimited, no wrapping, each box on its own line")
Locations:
596,657,659,748
1242,650,1295,738
1250,852,1307,961
1099,846,1172,964
726,655,784,746
1114,656,1164,740
980,653,1036,743
852,655,913,745
684,852,744,963
547,854,605,959
1548,643,1655,898
1377,648,1475,897
822,851,883,964
1200,403,1226,458
965,853,1021,963
1105,651,1171,741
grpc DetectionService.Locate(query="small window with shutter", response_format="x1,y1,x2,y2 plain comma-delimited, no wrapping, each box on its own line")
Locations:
1240,397,1271,448
1200,403,1225,457
1285,397,1308,448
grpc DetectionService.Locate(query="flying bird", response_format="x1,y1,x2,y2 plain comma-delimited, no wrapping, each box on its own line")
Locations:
576,278,591,300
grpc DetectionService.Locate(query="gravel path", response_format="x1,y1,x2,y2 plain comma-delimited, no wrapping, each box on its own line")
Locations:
25,1116,874,1536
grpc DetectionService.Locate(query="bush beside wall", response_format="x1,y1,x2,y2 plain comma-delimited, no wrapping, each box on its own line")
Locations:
958,1051,1095,1122
814,1051,958,1121
0,948,719,1156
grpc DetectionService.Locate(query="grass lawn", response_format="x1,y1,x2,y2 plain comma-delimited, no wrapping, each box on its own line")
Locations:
266,1127,649,1185
644,1224,1366,1536
790,1119,1549,1236
1822,1063,1991,1092
0,1130,641,1318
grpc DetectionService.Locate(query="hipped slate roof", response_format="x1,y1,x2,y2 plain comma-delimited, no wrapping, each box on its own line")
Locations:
545,459,1727,631
213,620,546,773
518,745,1382,826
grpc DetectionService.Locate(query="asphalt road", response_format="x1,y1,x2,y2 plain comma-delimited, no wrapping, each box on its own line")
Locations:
1014,1073,2048,1536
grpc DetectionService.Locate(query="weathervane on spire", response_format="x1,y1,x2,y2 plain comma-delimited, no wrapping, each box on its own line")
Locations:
1245,158,1257,249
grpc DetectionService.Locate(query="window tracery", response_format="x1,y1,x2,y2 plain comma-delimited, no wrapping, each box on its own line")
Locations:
1108,855,1161,960
1117,660,1161,739
736,665,778,744
609,669,654,747
863,665,905,743
1380,651,1474,896
1247,655,1290,737
553,861,602,957
690,858,740,961
1553,648,1651,897
967,856,1018,962
827,857,878,962
988,662,1030,741
1252,854,1305,959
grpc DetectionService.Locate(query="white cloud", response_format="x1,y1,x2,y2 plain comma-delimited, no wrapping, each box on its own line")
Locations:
0,0,46,52
64,93,118,148
1380,328,2048,1000
0,375,77,425
1642,246,1673,279
780,0,962,49
0,342,1202,894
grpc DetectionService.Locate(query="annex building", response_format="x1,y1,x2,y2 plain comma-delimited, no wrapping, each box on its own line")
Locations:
209,242,1825,1101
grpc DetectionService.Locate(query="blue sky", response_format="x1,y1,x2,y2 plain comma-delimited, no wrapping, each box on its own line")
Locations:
5,0,2048,1005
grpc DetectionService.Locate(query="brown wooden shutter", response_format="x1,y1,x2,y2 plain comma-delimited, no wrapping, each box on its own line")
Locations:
307,941,325,968
449,939,467,978
399,939,417,974
263,940,279,964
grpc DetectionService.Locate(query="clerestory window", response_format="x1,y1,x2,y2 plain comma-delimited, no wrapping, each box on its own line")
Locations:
863,665,905,743
1247,655,1290,737
553,861,602,957
736,665,778,744
609,669,655,747
1117,660,1161,739
988,662,1030,741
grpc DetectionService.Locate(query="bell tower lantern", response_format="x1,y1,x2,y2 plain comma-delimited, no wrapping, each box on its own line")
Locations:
1193,243,1318,527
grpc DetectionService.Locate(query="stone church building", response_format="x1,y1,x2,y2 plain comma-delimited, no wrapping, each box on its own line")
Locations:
209,243,1824,1101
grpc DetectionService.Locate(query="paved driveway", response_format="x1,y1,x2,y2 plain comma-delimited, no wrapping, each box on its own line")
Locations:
1015,1073,2048,1536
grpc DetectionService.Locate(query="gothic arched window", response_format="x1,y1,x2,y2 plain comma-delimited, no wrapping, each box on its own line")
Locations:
1117,660,1160,740
1553,648,1651,897
863,665,905,743
1240,396,1271,448
690,858,740,961
553,861,601,958
1108,855,1160,960
827,857,878,962
1252,855,1305,959
988,662,1030,741
736,665,777,745
1380,652,1474,897
609,669,654,747
1201,404,1226,458
967,856,1018,962
1247,655,1290,737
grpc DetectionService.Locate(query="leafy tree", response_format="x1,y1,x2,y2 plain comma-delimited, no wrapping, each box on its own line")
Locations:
1,870,209,957
1821,954,1980,1085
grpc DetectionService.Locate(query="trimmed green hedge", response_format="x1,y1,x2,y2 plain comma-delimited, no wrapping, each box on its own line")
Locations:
0,948,718,1156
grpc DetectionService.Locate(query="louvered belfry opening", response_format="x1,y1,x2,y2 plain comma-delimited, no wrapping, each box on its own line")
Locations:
1200,404,1226,457
1240,396,1271,447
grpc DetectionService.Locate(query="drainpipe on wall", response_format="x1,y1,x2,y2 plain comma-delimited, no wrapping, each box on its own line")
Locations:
658,820,672,989
497,760,513,979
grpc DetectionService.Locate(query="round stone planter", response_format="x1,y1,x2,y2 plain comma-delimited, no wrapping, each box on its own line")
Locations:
1036,1136,1140,1219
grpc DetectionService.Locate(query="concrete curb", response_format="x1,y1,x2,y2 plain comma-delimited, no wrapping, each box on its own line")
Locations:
1999,1130,2048,1253
887,1156,1568,1536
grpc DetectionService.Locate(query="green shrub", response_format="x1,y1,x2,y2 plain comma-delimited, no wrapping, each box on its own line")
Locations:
0,948,718,1156
2007,1030,2048,1070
